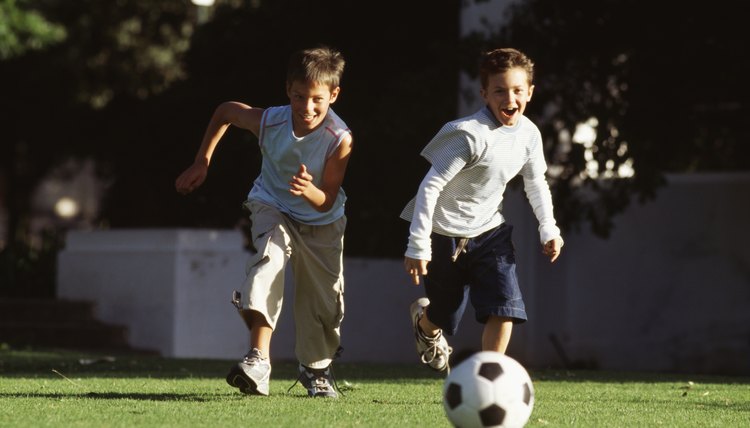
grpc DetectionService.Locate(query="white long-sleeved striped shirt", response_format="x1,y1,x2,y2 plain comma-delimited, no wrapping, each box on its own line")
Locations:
401,107,560,260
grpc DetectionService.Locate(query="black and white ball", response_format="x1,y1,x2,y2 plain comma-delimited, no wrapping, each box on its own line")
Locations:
443,351,534,428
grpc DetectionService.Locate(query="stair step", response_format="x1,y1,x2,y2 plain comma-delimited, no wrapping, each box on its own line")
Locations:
0,322,130,349
0,298,152,353
0,298,97,323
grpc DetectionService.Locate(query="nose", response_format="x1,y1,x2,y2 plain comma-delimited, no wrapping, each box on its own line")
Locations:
305,98,316,113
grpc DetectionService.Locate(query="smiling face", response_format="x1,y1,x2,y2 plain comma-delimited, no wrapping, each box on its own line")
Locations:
286,80,340,137
480,67,534,127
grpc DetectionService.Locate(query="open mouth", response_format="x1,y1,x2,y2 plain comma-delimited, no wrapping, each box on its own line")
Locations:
501,108,517,117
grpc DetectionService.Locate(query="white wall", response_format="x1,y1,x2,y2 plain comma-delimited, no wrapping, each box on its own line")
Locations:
526,173,750,375
57,229,249,359
57,173,750,375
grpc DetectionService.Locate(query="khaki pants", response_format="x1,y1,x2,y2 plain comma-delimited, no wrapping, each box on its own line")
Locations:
240,200,345,369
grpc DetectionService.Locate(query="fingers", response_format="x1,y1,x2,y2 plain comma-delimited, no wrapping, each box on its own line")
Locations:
175,165,206,195
288,176,307,195
175,177,194,195
404,258,427,285
296,164,311,181
410,270,420,285
542,241,561,263
289,164,312,196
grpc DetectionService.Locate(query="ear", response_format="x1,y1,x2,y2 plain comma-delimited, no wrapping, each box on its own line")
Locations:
286,82,293,99
527,84,535,101
329,86,341,103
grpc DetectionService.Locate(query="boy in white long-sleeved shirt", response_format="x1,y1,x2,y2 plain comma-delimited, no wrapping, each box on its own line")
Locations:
400,47,563,373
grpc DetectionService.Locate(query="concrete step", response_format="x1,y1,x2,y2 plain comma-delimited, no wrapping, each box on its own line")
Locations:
0,298,98,323
0,298,147,352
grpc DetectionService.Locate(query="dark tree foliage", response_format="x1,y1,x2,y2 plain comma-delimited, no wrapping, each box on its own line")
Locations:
463,0,749,237
0,0,66,59
2,0,748,292
0,0,194,294
99,0,462,258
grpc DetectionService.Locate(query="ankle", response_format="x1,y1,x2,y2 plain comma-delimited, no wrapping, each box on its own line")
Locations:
417,317,440,338
250,348,268,359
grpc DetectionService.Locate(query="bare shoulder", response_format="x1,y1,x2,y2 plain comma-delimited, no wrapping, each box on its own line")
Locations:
340,131,353,149
221,102,264,134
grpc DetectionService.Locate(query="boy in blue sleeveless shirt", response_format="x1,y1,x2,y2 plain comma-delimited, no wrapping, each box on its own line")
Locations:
175,46,352,397
401,48,563,373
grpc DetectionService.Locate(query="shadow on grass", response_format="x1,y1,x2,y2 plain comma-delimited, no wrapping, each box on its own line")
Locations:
0,347,443,381
0,391,231,402
2,346,749,385
618,396,750,414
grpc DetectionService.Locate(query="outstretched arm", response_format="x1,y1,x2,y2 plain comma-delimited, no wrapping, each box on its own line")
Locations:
288,133,353,212
175,102,264,195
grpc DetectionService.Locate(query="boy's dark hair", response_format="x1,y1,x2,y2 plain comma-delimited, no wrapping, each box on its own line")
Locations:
287,46,345,90
479,48,534,89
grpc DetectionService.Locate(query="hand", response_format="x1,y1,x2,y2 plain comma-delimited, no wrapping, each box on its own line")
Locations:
289,164,313,197
404,257,428,285
543,237,563,262
175,162,208,195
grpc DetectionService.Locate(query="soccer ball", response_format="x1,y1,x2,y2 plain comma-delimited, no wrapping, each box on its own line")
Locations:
443,351,534,428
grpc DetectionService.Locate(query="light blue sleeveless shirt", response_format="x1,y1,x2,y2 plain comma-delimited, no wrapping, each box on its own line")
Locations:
247,105,350,225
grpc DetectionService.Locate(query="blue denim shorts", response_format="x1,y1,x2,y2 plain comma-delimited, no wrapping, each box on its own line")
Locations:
423,223,527,336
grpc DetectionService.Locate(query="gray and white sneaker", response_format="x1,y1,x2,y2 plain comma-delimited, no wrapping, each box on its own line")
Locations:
226,348,271,396
410,297,453,373
295,364,338,398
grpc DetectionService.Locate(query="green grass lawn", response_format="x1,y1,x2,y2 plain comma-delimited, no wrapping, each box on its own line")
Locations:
1,346,748,427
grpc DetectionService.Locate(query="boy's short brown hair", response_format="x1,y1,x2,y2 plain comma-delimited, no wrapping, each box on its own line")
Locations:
287,46,345,90
479,48,535,89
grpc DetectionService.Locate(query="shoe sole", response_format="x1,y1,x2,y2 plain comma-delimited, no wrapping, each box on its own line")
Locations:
226,366,269,396
310,392,338,398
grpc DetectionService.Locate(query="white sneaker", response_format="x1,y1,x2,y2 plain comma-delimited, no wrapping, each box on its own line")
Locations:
295,364,338,398
226,348,271,396
410,298,452,372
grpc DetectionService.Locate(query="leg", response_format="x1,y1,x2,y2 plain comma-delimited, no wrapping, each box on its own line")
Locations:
290,218,346,370
482,315,513,353
410,235,468,372
288,218,347,398
227,308,273,396
468,225,527,353
239,200,293,349
226,201,289,396
410,297,454,372
418,311,442,337
240,309,273,358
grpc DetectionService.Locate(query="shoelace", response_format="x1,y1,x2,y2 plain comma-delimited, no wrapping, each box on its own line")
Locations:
243,351,263,365
287,346,344,397
417,328,453,373
418,329,444,364
414,313,449,363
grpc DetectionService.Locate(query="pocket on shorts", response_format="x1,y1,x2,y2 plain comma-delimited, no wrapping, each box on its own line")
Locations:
245,227,277,274
244,200,283,273
245,217,278,273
